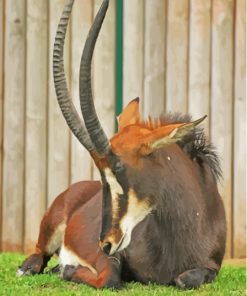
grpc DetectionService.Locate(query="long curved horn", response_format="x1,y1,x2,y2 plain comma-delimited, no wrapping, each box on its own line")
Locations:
53,0,95,152
79,0,110,156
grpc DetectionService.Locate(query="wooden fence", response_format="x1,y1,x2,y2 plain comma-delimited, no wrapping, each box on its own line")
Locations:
0,0,245,259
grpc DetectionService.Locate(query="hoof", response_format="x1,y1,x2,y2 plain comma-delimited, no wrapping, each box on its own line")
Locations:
175,269,204,289
175,268,217,289
17,253,49,277
16,268,26,277
62,264,77,281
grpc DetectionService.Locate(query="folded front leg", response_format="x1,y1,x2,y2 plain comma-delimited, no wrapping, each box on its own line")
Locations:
16,253,51,277
175,267,217,289
16,221,63,277
62,255,122,289
17,193,67,276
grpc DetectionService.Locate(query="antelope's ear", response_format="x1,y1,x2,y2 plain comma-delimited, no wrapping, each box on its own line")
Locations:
140,115,207,155
117,97,141,131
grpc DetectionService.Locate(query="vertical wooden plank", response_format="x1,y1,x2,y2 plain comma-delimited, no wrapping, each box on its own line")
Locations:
48,0,70,205
123,0,144,109
166,0,189,113
233,0,246,258
24,0,48,253
143,0,166,118
2,0,25,252
0,0,4,250
70,0,93,183
211,0,234,258
188,0,211,135
93,0,116,180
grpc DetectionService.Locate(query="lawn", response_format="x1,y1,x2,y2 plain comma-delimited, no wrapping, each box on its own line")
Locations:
0,253,245,296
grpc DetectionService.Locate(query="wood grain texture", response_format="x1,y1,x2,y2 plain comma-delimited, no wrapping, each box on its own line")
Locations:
211,0,234,258
93,0,116,180
166,0,189,113
0,0,4,251
2,0,25,252
143,0,166,118
123,0,144,110
47,0,70,206
233,0,246,258
24,0,48,253
188,0,211,135
70,0,93,183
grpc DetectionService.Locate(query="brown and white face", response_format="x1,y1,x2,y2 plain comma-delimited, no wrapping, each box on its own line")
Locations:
99,163,153,255
97,99,206,255
54,0,207,256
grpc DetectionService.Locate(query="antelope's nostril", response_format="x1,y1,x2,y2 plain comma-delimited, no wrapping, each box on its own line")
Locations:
102,242,112,255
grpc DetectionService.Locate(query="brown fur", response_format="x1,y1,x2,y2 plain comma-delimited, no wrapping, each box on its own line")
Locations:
36,181,101,255
18,102,226,289
19,135,226,287
18,182,122,288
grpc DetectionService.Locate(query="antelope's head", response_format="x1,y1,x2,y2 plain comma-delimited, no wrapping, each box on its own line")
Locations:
54,0,206,255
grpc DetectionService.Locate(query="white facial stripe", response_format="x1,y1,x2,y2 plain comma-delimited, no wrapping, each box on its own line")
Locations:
118,189,152,251
103,169,152,253
104,168,123,195
104,168,123,220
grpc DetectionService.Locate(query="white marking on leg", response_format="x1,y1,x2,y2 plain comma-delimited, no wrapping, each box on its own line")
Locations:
59,245,97,275
46,222,66,254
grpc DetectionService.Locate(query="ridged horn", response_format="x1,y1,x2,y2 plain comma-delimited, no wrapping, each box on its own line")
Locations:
79,0,110,156
53,0,95,152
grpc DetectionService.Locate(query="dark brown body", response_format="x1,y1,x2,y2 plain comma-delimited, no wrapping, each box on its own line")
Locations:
120,145,226,284
18,143,226,288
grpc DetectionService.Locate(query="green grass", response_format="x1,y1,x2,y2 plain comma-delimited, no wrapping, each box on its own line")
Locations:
0,253,245,296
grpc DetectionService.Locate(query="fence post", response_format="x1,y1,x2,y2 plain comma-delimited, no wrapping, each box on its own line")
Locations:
233,0,246,259
2,0,26,252
211,0,234,258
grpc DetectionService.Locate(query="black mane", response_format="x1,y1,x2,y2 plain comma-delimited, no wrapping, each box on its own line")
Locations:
160,112,222,181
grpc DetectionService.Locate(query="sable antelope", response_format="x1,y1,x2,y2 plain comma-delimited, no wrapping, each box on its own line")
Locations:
18,0,226,290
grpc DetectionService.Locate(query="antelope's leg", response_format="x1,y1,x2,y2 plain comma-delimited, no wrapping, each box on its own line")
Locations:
174,267,218,289
17,197,66,276
62,256,122,289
